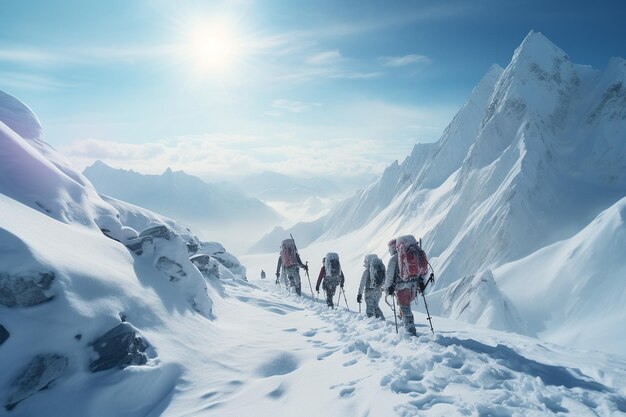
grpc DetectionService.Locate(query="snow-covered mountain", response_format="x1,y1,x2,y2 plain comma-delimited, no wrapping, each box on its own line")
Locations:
253,31,626,354
83,161,280,226
83,161,281,252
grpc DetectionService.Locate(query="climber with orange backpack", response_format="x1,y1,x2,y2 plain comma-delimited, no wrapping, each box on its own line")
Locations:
385,235,434,336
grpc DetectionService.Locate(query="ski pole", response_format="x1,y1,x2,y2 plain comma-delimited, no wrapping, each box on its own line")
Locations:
304,261,315,298
341,287,350,312
336,289,341,309
420,290,435,335
385,295,398,334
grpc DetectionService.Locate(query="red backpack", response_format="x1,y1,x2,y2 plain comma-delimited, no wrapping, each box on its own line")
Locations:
281,239,298,267
396,235,428,281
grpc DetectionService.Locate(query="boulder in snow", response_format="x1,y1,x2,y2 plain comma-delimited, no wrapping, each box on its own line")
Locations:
5,353,68,411
139,225,170,240
125,236,152,255
190,254,220,279
0,272,55,308
89,322,149,373
0,324,8,345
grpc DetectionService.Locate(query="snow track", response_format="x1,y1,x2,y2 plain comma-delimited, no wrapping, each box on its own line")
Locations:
168,280,626,417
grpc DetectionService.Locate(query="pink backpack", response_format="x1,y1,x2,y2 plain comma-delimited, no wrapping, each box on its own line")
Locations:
281,239,298,267
396,235,428,281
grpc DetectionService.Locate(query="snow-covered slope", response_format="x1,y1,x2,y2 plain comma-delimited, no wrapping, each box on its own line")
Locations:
0,89,247,413
495,196,626,353
255,31,626,352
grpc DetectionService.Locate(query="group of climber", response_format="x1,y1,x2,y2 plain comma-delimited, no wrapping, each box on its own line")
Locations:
273,234,434,336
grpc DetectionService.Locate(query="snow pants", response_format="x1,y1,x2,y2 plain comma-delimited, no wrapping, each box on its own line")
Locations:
323,279,339,307
284,266,302,295
396,282,418,335
364,288,384,319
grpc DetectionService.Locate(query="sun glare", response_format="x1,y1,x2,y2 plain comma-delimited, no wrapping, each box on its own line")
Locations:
181,18,244,75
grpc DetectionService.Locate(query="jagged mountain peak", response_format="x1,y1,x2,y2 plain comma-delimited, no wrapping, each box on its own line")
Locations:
512,30,570,66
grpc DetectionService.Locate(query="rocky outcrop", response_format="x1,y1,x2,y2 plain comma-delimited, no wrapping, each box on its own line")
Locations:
190,254,220,279
89,322,150,373
0,324,8,345
139,225,170,240
0,272,55,308
5,353,68,411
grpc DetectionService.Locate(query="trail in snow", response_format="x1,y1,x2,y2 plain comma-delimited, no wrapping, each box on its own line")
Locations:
166,279,626,417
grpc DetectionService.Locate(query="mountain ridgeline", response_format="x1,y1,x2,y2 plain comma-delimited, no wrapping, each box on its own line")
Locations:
84,161,281,226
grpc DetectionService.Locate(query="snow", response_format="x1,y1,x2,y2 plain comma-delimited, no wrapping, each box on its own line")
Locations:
495,196,626,353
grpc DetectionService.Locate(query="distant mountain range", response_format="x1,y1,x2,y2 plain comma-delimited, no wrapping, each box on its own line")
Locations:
83,161,281,226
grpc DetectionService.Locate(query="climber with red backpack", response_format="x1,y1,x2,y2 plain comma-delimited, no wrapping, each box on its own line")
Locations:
275,238,308,295
357,254,385,320
315,253,345,308
385,235,431,336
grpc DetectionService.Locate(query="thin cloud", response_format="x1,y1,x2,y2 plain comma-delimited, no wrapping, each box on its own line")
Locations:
0,48,68,65
271,99,322,113
0,71,76,91
379,54,432,67
306,50,342,65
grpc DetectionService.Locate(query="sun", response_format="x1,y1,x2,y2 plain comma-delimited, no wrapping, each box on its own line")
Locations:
181,17,244,75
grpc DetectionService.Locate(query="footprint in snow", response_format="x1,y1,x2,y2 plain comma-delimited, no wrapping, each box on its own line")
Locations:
343,359,358,367
256,353,299,377
302,329,317,337
339,387,355,398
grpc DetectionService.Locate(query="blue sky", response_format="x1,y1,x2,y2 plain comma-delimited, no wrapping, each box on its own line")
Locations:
1,0,625,180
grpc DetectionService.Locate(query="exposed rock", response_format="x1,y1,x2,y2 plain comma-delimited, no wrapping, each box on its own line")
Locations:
89,322,149,373
124,236,152,255
5,353,68,411
156,256,187,282
0,324,8,345
138,225,170,240
0,272,55,308
186,241,199,254
190,254,220,279
100,228,121,242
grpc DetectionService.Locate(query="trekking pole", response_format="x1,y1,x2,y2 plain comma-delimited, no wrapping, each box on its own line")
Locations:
385,295,398,334
304,261,314,298
341,287,350,312
336,289,341,309
420,290,435,335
